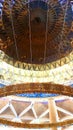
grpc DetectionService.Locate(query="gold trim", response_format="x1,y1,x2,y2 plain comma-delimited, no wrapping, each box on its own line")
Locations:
0,50,73,71
0,83,73,97
0,116,73,128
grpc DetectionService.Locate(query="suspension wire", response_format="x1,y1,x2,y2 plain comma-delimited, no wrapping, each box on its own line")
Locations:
28,0,32,63
44,0,49,63
28,0,33,83
59,0,69,54
8,0,19,60
43,0,49,83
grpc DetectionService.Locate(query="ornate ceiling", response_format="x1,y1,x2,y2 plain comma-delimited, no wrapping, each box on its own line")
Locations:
0,0,73,64
0,58,73,84
0,0,72,85
0,0,73,129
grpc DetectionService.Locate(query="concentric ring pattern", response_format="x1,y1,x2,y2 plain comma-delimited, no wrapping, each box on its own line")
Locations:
0,0,72,64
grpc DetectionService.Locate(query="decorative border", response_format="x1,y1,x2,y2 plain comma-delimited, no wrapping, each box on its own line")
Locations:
0,83,73,128
0,118,73,128
0,83,73,97
0,50,73,71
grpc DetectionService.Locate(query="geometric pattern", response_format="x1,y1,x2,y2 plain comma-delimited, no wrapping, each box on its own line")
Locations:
0,0,73,64
0,55,73,84
0,95,73,128
0,50,73,71
0,0,73,129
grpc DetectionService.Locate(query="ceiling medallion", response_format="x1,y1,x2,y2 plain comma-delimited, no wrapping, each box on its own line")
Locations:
0,0,72,64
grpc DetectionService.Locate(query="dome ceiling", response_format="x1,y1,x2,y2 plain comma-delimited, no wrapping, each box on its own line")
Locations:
0,0,73,64
0,0,73,129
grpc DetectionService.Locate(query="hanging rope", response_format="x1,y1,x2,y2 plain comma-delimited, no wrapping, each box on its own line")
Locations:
8,0,19,60
28,0,32,63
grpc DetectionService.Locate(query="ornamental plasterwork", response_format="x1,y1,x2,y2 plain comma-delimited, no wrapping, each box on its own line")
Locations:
0,57,73,84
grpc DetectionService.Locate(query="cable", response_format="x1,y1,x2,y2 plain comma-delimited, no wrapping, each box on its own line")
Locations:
44,0,49,63
28,0,32,63
8,0,19,60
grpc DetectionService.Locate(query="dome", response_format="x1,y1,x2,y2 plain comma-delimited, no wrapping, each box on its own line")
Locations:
0,0,73,129
0,0,72,64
